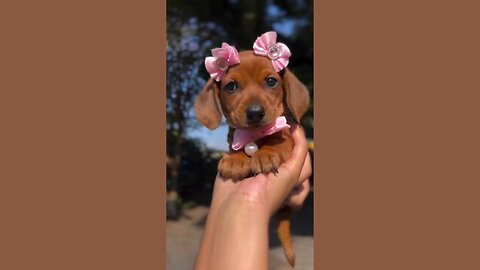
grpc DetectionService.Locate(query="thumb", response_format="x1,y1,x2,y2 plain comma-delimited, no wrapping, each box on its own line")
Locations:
281,125,308,173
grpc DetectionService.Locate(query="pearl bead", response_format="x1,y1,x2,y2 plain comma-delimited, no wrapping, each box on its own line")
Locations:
244,142,258,156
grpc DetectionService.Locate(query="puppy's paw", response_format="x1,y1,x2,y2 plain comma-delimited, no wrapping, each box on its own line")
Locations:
250,149,282,176
218,152,251,180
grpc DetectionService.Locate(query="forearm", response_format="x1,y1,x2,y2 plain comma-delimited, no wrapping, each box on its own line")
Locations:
195,198,270,270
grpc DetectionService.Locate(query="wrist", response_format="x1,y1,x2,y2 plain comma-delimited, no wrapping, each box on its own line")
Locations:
204,200,270,270
216,194,271,226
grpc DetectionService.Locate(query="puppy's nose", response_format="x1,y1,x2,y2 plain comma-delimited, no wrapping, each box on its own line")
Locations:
246,104,265,123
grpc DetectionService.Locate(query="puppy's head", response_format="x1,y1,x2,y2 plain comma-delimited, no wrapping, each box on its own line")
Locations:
195,50,309,130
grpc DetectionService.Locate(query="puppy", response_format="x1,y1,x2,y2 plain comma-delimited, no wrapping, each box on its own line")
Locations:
194,33,310,267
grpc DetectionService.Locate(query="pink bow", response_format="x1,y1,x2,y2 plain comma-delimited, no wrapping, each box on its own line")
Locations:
232,116,291,151
204,42,240,81
253,31,291,72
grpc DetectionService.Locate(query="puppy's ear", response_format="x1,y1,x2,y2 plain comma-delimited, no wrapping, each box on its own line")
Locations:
194,78,222,130
282,68,310,123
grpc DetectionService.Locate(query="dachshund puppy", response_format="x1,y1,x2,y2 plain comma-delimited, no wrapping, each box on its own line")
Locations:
195,51,309,179
194,32,310,267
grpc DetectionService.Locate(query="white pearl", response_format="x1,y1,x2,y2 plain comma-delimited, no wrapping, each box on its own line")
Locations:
244,142,258,156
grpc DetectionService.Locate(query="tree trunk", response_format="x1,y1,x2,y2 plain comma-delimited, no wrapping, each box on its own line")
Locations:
170,134,183,194
167,131,183,220
239,0,265,47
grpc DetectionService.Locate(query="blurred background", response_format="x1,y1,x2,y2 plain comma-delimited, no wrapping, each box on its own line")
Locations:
166,0,313,269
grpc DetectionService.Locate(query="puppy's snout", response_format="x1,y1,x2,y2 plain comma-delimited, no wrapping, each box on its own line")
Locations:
246,104,265,124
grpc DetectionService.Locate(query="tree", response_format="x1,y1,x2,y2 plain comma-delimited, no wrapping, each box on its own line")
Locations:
166,15,227,210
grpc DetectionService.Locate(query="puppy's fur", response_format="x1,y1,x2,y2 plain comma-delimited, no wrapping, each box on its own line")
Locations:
195,50,310,267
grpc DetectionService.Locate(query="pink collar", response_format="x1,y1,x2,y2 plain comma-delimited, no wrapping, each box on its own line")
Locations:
232,116,291,151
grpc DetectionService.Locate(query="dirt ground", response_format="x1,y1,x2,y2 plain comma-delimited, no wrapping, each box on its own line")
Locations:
167,192,313,270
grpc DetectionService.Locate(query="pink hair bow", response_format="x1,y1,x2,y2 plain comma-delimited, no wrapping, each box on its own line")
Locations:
232,116,291,151
253,31,291,72
204,42,240,81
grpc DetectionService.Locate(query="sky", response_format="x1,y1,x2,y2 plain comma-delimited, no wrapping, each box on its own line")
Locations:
188,124,230,151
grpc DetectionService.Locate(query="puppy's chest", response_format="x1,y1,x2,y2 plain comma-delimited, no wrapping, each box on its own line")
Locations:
228,127,293,151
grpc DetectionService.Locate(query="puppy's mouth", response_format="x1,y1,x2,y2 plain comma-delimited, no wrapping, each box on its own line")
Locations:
227,105,278,130
246,122,267,128
229,117,273,130
242,118,276,130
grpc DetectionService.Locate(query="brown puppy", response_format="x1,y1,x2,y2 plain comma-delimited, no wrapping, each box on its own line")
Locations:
196,51,309,178
195,50,310,267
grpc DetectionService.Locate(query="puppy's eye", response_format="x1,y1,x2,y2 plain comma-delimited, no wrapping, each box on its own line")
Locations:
265,77,278,88
224,81,238,92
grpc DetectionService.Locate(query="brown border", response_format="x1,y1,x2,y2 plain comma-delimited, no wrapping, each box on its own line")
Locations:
3,0,480,269
316,1,480,269
1,0,166,269
160,0,167,268
313,1,320,269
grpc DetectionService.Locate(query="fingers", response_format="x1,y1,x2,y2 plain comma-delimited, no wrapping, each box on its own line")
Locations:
268,125,309,195
285,178,310,211
280,125,309,174
297,152,312,185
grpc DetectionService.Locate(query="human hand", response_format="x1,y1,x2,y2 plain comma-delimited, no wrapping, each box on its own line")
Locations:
210,124,312,217
195,125,312,270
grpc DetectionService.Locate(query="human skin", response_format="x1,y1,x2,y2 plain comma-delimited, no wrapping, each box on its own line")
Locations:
194,125,312,270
